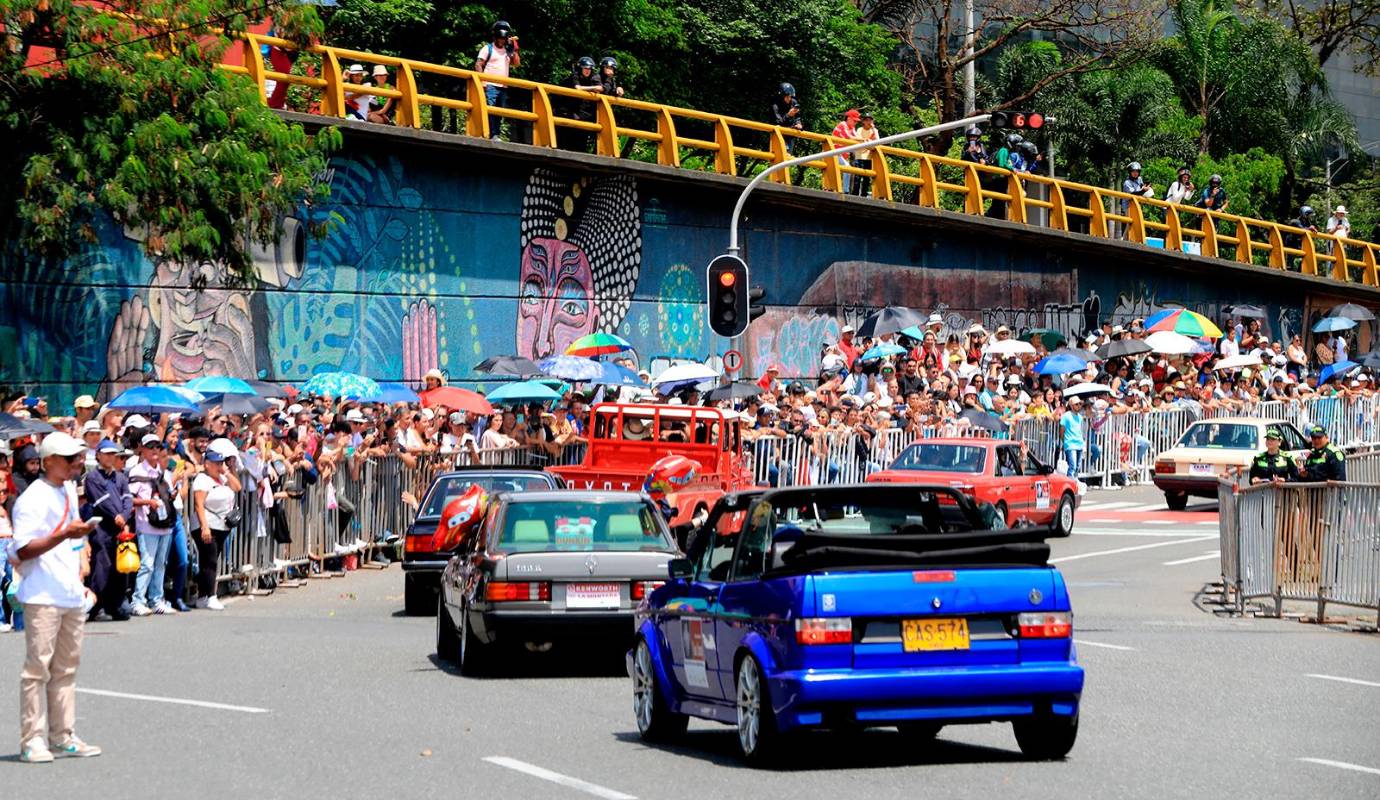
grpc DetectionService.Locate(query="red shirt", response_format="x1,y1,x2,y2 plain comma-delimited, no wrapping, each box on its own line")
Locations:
838,339,859,367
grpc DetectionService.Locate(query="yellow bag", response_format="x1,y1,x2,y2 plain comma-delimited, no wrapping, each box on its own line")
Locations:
116,539,141,574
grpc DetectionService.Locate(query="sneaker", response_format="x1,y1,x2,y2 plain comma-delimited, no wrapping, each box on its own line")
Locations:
199,596,225,611
19,736,54,764
0,622,11,633
153,601,176,614
53,735,102,758
130,603,152,617
172,599,191,613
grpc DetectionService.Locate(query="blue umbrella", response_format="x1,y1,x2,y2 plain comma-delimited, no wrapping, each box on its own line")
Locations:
301,371,381,400
109,386,203,414
367,382,422,404
538,355,604,382
185,376,257,395
858,343,908,362
1034,352,1089,376
486,381,563,405
591,361,646,387
1312,316,1358,334
898,325,926,341
1318,360,1359,384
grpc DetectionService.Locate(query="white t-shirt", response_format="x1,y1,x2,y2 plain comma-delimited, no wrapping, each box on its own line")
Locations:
192,472,236,530
9,479,86,608
1219,337,1239,357
476,43,511,88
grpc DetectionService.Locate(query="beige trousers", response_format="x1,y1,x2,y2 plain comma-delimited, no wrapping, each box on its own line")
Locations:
19,603,85,745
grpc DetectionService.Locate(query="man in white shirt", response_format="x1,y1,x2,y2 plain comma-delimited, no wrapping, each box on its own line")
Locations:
9,433,102,763
474,20,521,140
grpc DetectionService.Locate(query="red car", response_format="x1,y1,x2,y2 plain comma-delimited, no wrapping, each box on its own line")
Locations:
867,438,1082,535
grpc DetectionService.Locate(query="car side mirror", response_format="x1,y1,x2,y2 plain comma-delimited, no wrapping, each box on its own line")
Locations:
668,558,693,580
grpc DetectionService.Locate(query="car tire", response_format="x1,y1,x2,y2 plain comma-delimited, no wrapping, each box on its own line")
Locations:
405,573,435,616
457,600,488,677
435,592,461,664
994,501,1009,527
632,638,689,742
1052,493,1076,537
1165,491,1188,511
1013,710,1078,760
896,721,943,740
735,655,783,765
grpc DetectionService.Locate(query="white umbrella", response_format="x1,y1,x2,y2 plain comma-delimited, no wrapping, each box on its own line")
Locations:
1063,382,1113,398
1145,330,1197,355
1213,353,1263,371
983,339,1037,357
652,362,720,391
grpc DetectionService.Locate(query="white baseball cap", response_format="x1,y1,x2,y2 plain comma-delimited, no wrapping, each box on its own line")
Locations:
928,313,943,325
38,432,86,459
81,420,102,434
345,409,365,423
209,438,239,460
287,404,304,415
123,414,150,430
448,412,465,425
420,408,435,421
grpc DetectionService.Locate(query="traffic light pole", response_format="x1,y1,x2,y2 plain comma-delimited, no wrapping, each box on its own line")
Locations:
726,114,991,255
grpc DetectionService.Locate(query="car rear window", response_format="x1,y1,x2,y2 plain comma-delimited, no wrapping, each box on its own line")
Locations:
1177,423,1258,450
494,500,673,553
890,443,987,473
421,474,555,517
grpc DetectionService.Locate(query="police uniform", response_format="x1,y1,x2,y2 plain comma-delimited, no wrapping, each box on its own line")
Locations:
1303,442,1347,481
1248,450,1298,483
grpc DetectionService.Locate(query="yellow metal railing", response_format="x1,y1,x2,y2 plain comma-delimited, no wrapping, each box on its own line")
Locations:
225,32,1380,288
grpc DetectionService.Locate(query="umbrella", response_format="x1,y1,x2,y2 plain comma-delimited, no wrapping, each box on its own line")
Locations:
1024,328,1067,350
590,361,646,387
1356,350,1380,369
653,363,720,386
486,381,563,405
564,332,634,357
897,325,926,342
1097,339,1152,360
984,339,1037,357
1318,360,1360,385
1312,316,1358,333
109,385,203,414
856,307,924,338
0,412,55,438
1144,330,1197,355
1144,308,1223,339
538,355,605,382
474,355,541,377
184,376,257,396
200,392,273,415
1034,352,1089,376
858,343,909,362
1326,303,1376,322
959,408,1008,432
1063,382,1113,399
1213,353,1263,371
1224,304,1266,319
370,382,422,404
705,381,763,402
301,371,380,401
419,387,493,415
246,380,292,399
1052,346,1100,362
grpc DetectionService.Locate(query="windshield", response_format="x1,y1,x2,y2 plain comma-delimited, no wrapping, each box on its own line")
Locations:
890,443,987,473
494,500,673,553
770,494,976,537
1177,423,1258,450
420,474,555,518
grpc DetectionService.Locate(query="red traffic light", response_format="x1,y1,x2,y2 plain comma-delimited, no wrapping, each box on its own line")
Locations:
991,110,1046,130
719,271,737,287
1026,112,1044,129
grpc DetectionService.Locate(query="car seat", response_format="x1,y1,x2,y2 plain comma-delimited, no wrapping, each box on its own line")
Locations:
606,514,645,542
511,519,550,545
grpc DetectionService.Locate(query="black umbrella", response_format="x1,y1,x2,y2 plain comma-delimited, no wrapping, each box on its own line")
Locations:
959,407,1008,432
1224,304,1266,319
856,306,924,338
474,355,541,377
1097,338,1152,360
1356,350,1380,369
1327,302,1376,322
200,392,274,415
704,381,763,402
0,412,55,439
246,379,291,398
1052,346,1100,362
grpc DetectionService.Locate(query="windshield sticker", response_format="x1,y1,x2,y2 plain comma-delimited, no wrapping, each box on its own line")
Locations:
683,619,709,688
554,516,595,549
1035,481,1051,510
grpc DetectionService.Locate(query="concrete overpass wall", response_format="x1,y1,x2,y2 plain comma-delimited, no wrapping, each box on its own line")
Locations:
4,116,1375,406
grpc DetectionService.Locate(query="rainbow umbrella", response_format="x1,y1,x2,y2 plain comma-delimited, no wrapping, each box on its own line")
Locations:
565,332,634,357
1144,308,1222,339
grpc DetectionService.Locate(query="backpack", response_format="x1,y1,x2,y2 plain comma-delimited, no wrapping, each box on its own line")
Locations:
132,472,176,529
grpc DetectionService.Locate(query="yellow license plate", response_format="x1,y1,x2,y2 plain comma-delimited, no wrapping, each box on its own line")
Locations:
902,618,970,652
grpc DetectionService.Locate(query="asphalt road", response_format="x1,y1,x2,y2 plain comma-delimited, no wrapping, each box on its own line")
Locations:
3,484,1378,799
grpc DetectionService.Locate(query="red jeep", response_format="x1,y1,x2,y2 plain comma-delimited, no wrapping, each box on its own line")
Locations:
549,403,754,527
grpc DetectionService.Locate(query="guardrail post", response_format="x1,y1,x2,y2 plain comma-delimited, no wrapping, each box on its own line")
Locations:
595,96,618,157
1235,219,1253,264
871,151,892,202
821,142,843,193
1363,245,1378,287
1267,225,1285,269
1127,197,1146,243
713,118,735,175
1007,174,1027,224
1333,243,1350,283
962,163,983,215
1300,233,1318,276
657,108,681,168
1165,206,1183,251
321,49,345,118
1200,213,1218,259
1048,182,1067,231
242,35,267,104
768,129,790,184
531,86,557,147
396,63,421,128
464,73,490,139
1089,190,1108,238
918,156,938,208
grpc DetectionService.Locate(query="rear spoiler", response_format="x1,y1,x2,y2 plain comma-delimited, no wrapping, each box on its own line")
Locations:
768,527,1055,574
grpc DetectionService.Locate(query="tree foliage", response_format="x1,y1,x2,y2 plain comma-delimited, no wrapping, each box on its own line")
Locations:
1252,0,1380,75
0,0,339,277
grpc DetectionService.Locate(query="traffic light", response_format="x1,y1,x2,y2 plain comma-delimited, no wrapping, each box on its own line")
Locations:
748,286,766,323
990,111,1045,131
707,254,749,337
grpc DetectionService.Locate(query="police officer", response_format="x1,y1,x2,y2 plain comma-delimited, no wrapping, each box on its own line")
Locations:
1299,424,1346,481
1248,429,1298,484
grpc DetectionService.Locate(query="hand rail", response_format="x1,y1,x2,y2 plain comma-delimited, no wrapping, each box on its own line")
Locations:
228,32,1380,288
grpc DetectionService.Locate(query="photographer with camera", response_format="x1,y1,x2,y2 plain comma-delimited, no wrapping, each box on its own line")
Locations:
771,83,803,154
474,20,521,141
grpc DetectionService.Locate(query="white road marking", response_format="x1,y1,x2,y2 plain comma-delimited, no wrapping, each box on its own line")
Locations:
1050,536,1217,563
1073,639,1136,651
484,756,637,800
1195,521,1219,526
1118,503,1173,513
1162,551,1221,566
76,688,270,714
1305,673,1380,689
1143,520,1174,525
1078,501,1140,511
1075,529,1221,538
1297,757,1380,776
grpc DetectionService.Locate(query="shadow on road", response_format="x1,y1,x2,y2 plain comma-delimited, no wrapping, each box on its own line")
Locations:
425,647,628,680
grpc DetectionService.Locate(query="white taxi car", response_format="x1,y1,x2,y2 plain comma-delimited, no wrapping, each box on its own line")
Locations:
1152,417,1310,510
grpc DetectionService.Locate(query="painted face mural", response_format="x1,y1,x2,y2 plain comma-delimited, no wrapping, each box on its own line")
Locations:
518,169,641,360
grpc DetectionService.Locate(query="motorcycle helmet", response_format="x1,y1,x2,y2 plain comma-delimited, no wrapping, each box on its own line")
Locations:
1127,161,1142,172
576,55,596,70
779,82,796,97
965,125,982,138
492,20,512,38
599,56,618,70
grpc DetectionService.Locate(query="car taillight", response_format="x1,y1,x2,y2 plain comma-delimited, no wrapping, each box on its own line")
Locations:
631,581,664,600
794,617,852,645
1018,612,1072,638
1154,460,1175,474
404,534,435,554
485,581,551,602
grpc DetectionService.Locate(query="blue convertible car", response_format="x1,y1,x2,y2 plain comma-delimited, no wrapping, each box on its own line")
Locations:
628,484,1084,763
